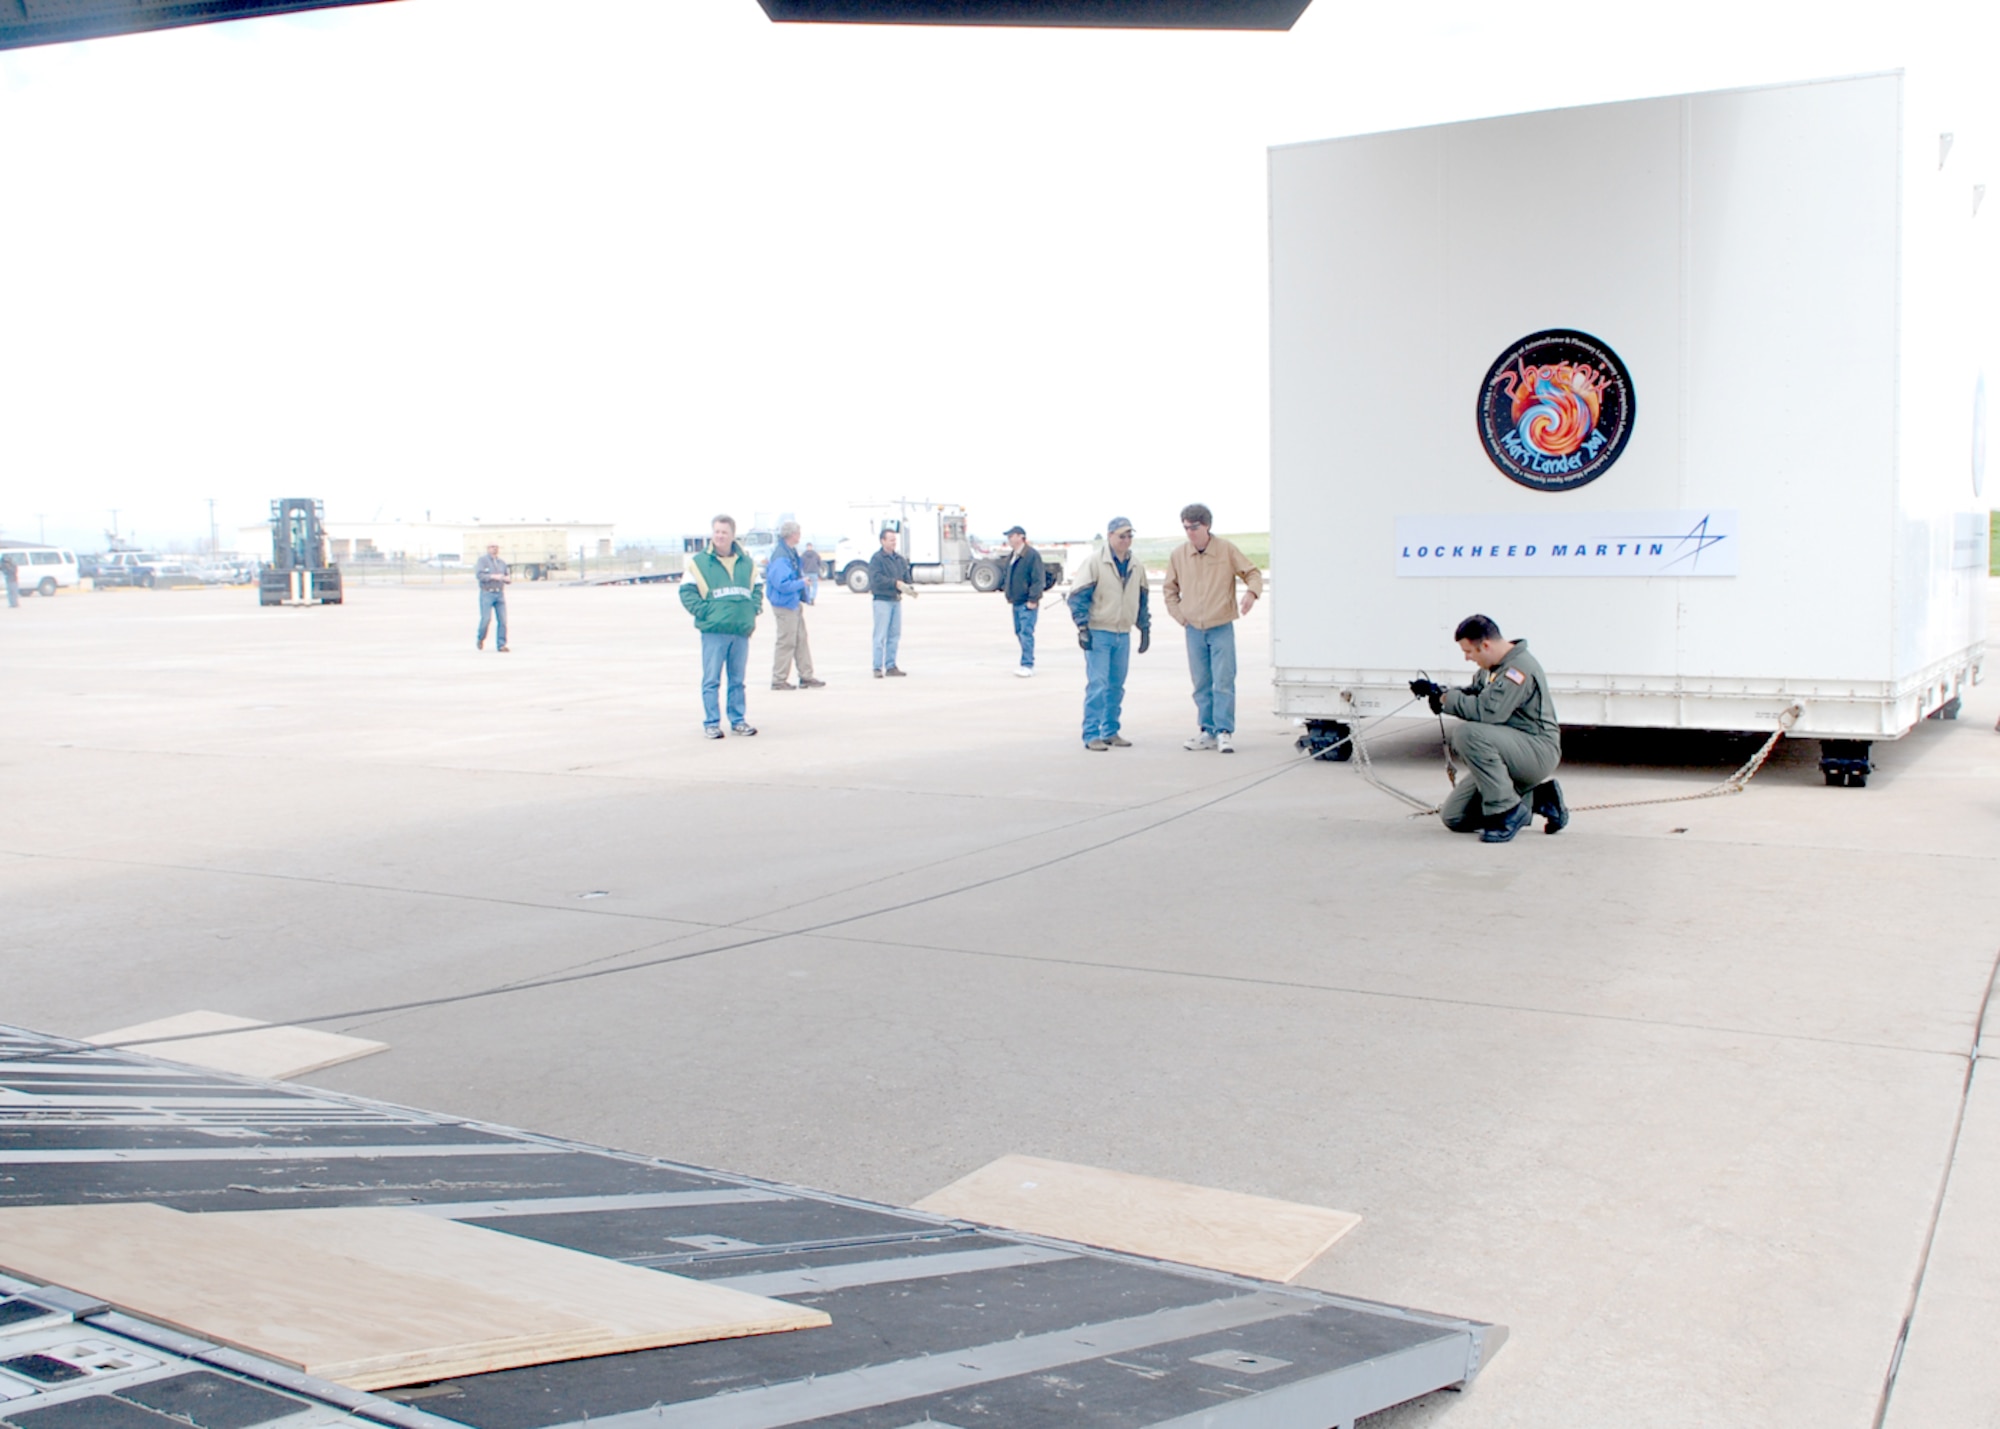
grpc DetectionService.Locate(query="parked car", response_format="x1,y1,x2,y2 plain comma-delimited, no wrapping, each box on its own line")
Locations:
197,558,257,585
140,561,206,589
92,552,164,588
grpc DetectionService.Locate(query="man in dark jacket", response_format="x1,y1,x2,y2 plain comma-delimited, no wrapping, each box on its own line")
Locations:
868,528,915,677
679,515,764,738
1000,525,1045,677
766,522,824,691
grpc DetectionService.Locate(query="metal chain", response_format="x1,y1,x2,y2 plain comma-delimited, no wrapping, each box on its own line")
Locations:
1566,703,1802,813
1379,702,1804,819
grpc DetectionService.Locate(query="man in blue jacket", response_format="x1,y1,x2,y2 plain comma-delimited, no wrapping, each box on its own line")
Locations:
679,515,763,739
766,522,824,691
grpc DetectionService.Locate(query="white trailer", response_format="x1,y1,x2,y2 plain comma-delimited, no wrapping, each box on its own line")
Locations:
1269,71,1991,784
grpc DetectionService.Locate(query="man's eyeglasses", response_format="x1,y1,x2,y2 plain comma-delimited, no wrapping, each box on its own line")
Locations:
1181,521,1207,530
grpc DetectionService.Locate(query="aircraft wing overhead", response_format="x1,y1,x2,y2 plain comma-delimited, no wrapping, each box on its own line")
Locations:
2,0,1312,51
757,0,1314,28
0,0,399,51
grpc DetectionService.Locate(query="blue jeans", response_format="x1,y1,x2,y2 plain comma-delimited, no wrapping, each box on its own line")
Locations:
1081,629,1131,743
1012,602,1038,667
872,600,903,670
477,588,507,647
1185,622,1237,734
700,632,748,728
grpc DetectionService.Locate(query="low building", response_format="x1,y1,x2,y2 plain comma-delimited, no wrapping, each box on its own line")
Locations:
233,518,615,567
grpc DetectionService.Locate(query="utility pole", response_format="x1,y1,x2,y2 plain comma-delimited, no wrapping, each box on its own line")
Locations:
35,514,47,543
207,498,219,557
108,510,121,547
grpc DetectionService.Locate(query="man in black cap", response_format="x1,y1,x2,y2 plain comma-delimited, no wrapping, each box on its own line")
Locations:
1000,525,1045,678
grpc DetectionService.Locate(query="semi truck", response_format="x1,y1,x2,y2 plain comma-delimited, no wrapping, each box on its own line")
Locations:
1268,70,1990,785
828,500,1072,593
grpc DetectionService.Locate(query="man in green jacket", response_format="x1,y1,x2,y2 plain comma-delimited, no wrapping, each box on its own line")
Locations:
679,515,764,739
1411,614,1567,842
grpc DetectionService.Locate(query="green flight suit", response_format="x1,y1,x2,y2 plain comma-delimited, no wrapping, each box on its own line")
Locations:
1438,638,1561,831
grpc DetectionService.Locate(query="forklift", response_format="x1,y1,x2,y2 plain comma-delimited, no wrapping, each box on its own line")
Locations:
258,498,343,606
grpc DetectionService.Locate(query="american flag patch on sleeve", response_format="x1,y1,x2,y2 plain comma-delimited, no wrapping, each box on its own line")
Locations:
1505,667,1526,685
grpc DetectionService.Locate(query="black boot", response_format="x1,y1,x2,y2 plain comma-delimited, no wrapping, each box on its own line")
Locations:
1532,780,1569,835
1479,800,1533,844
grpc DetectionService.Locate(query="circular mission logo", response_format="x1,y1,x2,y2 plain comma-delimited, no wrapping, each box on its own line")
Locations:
1477,329,1635,491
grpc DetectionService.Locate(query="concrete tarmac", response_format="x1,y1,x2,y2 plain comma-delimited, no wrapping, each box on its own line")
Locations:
2,579,1995,1427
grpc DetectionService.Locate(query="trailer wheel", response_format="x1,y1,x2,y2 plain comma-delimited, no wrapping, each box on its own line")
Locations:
844,563,870,594
970,561,1001,593
1818,740,1872,789
1296,719,1354,762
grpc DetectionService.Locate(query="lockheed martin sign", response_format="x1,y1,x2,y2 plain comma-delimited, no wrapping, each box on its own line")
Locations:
1394,511,1738,577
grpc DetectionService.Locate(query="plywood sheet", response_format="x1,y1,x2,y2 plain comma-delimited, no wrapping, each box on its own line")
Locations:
912,1154,1360,1283
86,1011,387,1081
0,1204,827,1389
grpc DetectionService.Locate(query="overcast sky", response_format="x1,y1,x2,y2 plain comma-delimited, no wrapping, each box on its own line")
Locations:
1,0,1990,551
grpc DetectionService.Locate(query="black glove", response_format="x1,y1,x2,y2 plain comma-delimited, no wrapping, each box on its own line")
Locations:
1138,628,1150,655
1077,626,1092,651
1427,688,1444,714
1408,677,1440,698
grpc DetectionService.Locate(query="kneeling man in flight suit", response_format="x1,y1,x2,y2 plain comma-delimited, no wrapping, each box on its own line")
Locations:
1410,614,1569,843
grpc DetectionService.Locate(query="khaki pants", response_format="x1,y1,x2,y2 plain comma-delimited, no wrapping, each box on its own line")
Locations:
773,605,814,682
1440,723,1559,829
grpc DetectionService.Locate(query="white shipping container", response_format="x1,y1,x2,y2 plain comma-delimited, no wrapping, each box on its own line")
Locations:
1268,71,1992,775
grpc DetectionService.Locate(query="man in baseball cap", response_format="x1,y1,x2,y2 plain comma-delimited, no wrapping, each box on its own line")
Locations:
1000,525,1045,676
1065,517,1151,749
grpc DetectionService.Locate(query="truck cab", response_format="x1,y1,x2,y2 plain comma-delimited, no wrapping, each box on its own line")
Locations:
832,501,975,592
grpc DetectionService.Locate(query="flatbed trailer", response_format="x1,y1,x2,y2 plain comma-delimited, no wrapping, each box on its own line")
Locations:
0,1024,1503,1429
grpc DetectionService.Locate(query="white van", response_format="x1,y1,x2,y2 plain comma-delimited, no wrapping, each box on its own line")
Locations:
0,547,79,597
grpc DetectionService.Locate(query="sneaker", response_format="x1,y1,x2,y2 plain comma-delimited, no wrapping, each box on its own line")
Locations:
885,666,907,677
1085,739,1111,751
476,636,484,650
703,726,723,740
1014,666,1034,678
1479,800,1534,844
1107,735,1131,747
1183,733,1218,751
731,723,758,737
1216,733,1234,754
497,645,510,653
873,669,885,679
800,677,826,688
1533,779,1569,834
772,681,796,690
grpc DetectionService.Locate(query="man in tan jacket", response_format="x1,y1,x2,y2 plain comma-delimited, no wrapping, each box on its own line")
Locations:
1162,503,1263,753
1066,517,1151,750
